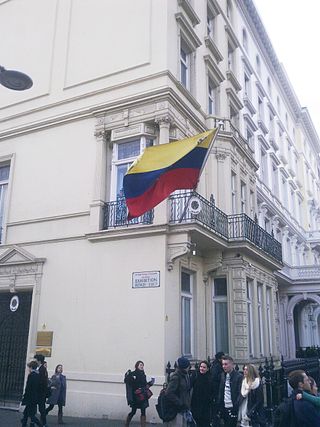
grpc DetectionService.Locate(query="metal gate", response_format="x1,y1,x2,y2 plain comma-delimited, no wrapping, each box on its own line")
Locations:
0,291,32,407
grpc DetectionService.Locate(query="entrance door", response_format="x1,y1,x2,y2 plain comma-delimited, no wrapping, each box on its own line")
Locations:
0,291,32,407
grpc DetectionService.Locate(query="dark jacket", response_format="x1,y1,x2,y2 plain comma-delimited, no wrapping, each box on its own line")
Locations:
292,390,320,427
22,371,40,406
38,364,48,397
126,369,150,409
211,360,223,399
191,371,214,423
165,369,191,412
218,369,243,411
246,381,266,426
47,374,67,406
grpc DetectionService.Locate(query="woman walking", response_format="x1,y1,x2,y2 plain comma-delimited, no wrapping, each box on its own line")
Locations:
46,364,67,424
238,364,266,427
124,360,154,427
190,360,214,427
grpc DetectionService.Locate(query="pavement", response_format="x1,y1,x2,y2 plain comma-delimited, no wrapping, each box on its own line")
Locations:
0,409,163,426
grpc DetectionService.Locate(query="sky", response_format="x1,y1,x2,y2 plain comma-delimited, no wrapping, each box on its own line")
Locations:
253,0,320,134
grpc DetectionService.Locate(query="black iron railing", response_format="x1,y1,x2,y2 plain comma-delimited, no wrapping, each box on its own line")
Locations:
103,197,154,229
169,191,282,263
228,213,282,261
169,191,229,239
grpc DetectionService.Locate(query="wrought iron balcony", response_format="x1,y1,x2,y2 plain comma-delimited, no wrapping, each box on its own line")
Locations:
169,191,282,263
103,197,154,229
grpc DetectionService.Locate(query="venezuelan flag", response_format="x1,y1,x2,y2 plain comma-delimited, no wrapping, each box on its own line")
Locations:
123,129,217,219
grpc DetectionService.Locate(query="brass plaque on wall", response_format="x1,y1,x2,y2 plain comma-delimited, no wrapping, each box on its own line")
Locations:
37,331,53,347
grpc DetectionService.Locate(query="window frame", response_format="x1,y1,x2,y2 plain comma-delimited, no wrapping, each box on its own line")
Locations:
181,269,194,357
212,277,229,354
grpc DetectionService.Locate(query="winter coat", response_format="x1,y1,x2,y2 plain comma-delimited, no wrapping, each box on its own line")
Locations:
191,371,214,423
47,373,67,406
165,369,191,412
126,369,150,409
246,381,266,426
22,371,40,406
218,369,243,411
38,364,49,398
210,360,223,400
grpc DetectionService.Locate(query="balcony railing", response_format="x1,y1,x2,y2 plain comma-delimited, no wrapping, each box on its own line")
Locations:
103,192,282,263
103,197,154,229
169,191,282,263
169,191,229,239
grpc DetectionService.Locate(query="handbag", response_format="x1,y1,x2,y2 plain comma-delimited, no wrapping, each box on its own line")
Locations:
134,387,153,401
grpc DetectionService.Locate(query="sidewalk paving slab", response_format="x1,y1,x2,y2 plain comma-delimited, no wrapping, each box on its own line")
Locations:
0,409,163,426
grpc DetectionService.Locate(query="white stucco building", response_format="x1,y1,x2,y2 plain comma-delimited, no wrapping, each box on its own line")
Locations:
0,0,319,420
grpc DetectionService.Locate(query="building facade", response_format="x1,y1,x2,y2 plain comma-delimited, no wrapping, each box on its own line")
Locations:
0,0,319,420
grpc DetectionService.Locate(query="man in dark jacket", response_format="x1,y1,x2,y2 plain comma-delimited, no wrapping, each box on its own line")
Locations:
164,357,191,427
34,354,49,427
289,370,320,427
211,352,224,425
21,360,42,427
218,355,242,427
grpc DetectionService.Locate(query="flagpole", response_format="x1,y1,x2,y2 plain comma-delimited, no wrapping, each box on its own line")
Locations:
178,127,220,223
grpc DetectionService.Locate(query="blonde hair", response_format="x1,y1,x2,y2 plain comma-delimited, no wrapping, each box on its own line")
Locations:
244,364,259,384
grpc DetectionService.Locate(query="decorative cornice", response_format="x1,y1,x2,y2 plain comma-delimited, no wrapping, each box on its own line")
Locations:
204,36,224,63
203,55,225,84
175,12,202,50
177,0,200,27
226,70,242,92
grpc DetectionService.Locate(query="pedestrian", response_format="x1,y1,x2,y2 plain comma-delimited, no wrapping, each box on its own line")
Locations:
288,370,320,426
164,356,192,427
20,360,42,427
46,364,67,424
34,354,49,427
124,360,154,427
190,360,213,427
211,351,224,425
238,364,266,427
217,355,242,427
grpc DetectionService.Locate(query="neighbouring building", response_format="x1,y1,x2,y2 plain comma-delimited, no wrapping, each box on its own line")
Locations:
0,0,319,420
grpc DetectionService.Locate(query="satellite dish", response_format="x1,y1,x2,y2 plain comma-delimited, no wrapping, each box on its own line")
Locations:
0,66,33,91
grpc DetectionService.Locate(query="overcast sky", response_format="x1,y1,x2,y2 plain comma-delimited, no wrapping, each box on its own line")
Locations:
254,0,320,134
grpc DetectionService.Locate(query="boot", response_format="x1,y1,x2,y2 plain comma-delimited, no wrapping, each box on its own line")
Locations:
125,414,133,427
58,413,65,424
140,415,146,427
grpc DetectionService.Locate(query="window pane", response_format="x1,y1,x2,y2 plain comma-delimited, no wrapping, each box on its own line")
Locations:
118,140,140,160
116,163,130,197
215,302,229,353
214,278,227,296
181,272,191,293
0,165,10,181
181,62,187,87
182,297,191,355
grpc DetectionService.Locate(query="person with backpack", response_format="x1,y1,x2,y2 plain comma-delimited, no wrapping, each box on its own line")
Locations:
124,360,154,427
163,357,191,427
190,360,214,427
238,364,266,427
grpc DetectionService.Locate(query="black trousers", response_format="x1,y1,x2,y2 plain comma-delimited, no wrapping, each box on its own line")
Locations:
221,407,238,427
38,396,47,426
21,404,41,427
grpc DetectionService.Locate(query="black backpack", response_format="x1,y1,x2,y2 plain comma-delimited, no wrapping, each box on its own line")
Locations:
273,398,296,427
155,388,178,422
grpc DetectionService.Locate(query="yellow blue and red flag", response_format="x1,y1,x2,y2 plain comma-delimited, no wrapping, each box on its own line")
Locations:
123,129,217,219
